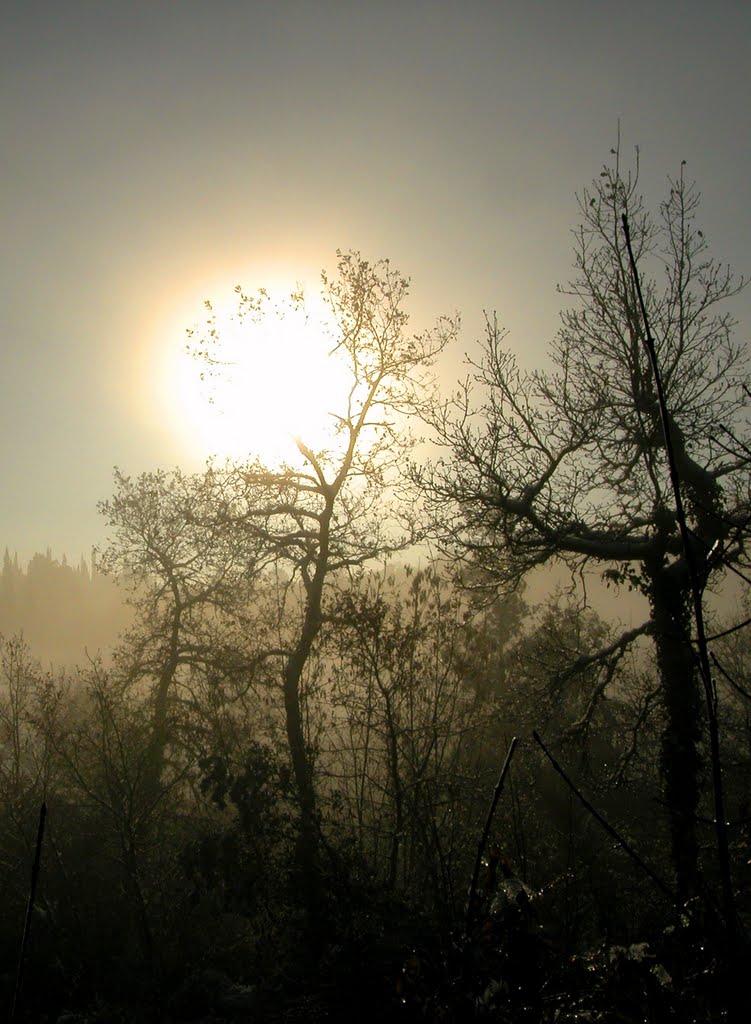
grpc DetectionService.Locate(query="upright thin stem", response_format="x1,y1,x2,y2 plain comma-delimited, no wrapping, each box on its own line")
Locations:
11,802,47,1023
466,735,517,930
533,732,676,903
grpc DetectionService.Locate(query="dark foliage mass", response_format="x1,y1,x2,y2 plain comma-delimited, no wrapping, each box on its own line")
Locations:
2,152,751,1021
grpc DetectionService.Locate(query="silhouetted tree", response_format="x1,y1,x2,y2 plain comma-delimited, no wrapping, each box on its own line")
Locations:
421,149,751,905
98,468,266,787
210,258,451,928
105,254,456,934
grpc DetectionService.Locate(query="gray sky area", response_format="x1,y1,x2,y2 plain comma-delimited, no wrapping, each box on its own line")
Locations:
2,0,750,564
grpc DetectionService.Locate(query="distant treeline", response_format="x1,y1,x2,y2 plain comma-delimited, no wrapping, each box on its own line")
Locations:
0,548,131,665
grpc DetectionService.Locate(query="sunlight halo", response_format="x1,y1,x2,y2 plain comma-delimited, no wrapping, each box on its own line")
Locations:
164,285,351,468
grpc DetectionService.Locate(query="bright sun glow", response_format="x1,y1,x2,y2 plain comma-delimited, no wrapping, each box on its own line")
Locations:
167,288,350,467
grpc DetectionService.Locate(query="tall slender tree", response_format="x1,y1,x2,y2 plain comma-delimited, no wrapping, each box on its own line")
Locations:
186,253,455,928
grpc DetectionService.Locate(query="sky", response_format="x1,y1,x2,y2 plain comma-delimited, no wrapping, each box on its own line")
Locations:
2,0,750,565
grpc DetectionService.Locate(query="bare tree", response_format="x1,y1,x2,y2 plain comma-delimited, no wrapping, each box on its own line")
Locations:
420,149,751,905
98,467,271,788
185,253,455,926
326,566,497,909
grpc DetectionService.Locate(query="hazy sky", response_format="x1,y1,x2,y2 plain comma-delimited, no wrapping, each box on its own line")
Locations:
3,0,750,564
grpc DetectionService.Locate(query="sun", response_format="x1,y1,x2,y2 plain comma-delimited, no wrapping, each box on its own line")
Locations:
166,287,350,467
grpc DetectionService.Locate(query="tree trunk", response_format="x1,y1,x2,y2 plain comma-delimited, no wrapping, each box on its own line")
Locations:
283,645,321,926
646,555,702,904
147,606,181,791
282,499,334,937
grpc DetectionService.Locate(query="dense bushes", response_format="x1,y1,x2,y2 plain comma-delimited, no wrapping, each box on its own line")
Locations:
2,560,749,1021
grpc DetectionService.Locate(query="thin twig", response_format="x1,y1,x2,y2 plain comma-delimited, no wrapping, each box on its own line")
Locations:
533,731,676,904
554,622,651,683
711,652,751,703
466,736,518,930
11,802,47,1023
703,615,751,644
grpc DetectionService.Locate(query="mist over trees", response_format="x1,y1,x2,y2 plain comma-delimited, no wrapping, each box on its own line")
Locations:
2,150,751,1022
0,548,130,666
